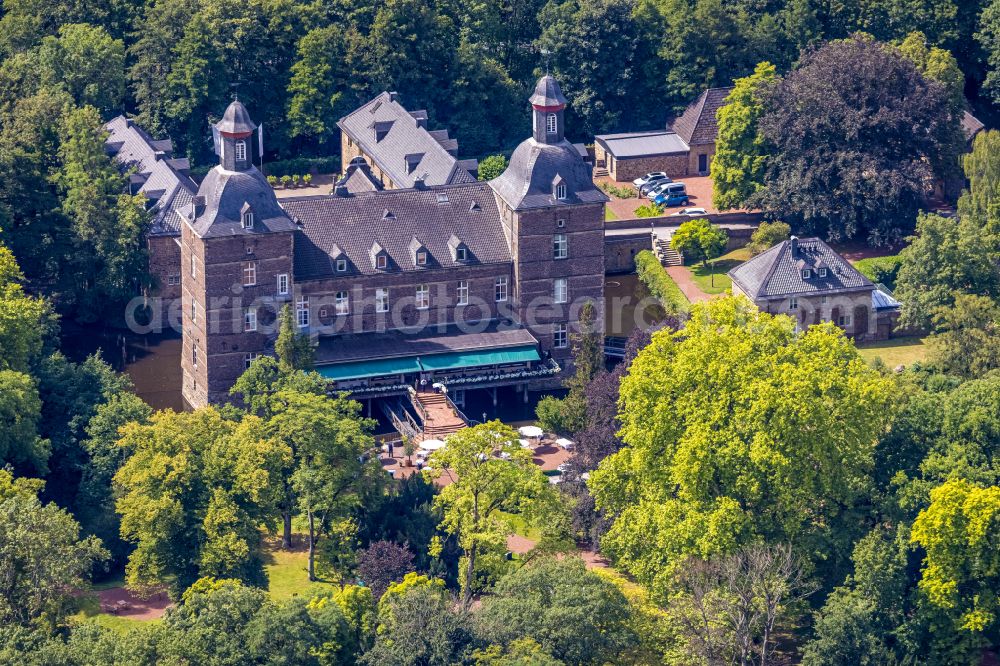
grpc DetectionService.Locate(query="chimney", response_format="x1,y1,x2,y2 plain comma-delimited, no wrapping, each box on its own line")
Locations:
789,235,798,257
192,195,206,218
413,176,426,190
388,91,399,103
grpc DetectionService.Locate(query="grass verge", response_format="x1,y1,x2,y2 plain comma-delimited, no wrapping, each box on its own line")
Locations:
856,335,928,368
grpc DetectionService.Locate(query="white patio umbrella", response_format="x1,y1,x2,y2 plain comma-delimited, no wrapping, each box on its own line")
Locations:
518,439,532,449
518,425,544,438
555,438,574,449
419,439,446,451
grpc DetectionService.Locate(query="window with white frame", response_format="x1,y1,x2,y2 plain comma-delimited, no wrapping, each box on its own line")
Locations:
415,284,429,310
277,273,289,295
819,267,828,278
554,323,568,348
457,281,469,305
789,297,798,310
168,274,181,286
555,183,567,200
456,247,468,261
235,140,247,161
553,234,568,259
190,300,197,323
376,254,387,270
801,268,812,279
416,250,427,266
335,291,349,315
296,296,309,327
838,314,852,327
192,344,199,368
495,276,508,302
336,258,347,272
191,254,197,278
244,307,257,332
242,211,254,229
244,353,258,370
546,113,557,134
242,261,256,286
554,277,568,303
376,288,389,313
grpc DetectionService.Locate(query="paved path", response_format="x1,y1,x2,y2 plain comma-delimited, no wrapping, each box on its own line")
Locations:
666,266,711,303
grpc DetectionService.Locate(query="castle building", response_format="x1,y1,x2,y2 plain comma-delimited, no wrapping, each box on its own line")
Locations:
179,75,608,409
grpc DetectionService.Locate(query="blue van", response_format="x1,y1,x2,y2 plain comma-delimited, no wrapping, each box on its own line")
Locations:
652,182,689,207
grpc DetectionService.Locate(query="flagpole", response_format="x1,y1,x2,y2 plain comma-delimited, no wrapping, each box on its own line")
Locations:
258,123,265,175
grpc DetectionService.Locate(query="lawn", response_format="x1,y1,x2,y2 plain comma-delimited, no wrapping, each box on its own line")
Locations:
684,247,750,295
605,207,618,221
263,537,338,601
497,509,543,542
856,336,929,368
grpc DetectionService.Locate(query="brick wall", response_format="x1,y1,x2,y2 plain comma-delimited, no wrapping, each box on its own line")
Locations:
757,289,878,341
147,234,182,331
608,153,689,182
507,201,606,368
181,224,295,408
687,144,716,175
605,234,651,273
296,262,513,335
340,132,395,189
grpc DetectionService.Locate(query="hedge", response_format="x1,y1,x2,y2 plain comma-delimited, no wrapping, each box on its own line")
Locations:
853,255,902,290
263,156,340,178
635,250,689,315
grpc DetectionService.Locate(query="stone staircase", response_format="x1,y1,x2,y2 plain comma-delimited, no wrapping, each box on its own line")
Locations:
593,167,609,178
413,391,467,441
654,236,683,267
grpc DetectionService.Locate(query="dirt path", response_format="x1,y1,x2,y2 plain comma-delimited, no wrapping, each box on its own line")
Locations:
96,587,171,620
666,266,711,302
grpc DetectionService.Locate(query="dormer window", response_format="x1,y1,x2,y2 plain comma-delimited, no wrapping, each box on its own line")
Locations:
416,250,427,266
546,113,557,134
235,140,247,161
555,182,567,200
376,254,387,270
456,247,468,262
242,211,254,229
802,268,812,279
336,258,347,272
819,267,828,278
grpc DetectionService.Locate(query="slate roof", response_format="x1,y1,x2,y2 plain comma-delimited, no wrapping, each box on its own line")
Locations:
529,75,568,108
671,87,733,146
105,115,199,236
337,93,475,188
281,182,512,280
962,110,985,143
216,99,256,135
728,237,873,300
872,287,901,311
185,166,297,238
314,321,538,365
594,130,689,158
490,139,607,211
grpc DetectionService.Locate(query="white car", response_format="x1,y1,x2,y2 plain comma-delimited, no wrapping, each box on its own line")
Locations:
669,207,708,217
633,172,669,189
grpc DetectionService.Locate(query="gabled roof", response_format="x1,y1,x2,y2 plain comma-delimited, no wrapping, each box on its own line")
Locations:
728,237,873,300
594,130,689,158
282,182,511,280
105,115,199,236
670,87,734,146
962,110,985,143
337,93,475,188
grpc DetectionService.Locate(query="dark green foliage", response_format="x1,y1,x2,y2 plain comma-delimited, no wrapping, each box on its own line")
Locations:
854,255,903,291
634,250,689,315
754,36,961,245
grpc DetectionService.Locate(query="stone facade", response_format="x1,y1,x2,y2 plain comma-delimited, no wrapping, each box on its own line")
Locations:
687,144,715,176
604,152,690,182
732,283,879,340
341,132,394,189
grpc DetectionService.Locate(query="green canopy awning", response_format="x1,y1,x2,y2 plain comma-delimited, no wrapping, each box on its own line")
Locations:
417,345,541,371
316,345,541,382
316,356,422,381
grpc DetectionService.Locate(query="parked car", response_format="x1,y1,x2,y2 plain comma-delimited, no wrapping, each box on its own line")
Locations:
669,207,708,217
644,180,677,199
639,175,673,196
655,193,690,207
633,171,669,189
